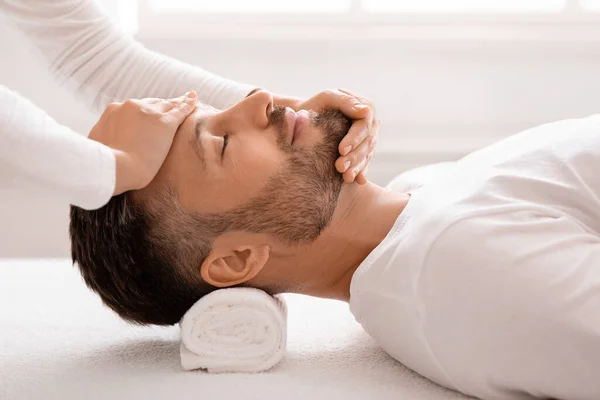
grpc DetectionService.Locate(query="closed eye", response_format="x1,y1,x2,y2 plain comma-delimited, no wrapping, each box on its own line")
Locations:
221,134,229,159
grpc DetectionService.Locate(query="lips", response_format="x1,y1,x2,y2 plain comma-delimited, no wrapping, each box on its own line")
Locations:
285,108,297,145
285,108,310,146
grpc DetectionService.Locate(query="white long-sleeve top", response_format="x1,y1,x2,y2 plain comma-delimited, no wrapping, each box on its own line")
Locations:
1,0,256,209
351,116,600,399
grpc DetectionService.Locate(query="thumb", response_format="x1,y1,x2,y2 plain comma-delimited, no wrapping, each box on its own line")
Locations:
164,91,198,124
335,94,371,120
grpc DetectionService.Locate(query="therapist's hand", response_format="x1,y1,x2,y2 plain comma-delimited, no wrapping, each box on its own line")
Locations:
274,89,379,184
89,92,198,196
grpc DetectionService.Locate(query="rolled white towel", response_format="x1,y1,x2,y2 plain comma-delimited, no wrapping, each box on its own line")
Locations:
179,287,288,373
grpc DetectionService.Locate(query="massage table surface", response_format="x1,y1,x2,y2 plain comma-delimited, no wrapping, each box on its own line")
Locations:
0,259,470,400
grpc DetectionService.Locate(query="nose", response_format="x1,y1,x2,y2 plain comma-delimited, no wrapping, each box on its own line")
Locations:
230,89,274,129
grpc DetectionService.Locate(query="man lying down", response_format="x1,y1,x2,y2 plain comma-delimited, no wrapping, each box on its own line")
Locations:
70,89,599,400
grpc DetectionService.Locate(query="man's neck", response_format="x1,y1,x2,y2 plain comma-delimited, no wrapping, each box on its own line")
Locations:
283,182,409,301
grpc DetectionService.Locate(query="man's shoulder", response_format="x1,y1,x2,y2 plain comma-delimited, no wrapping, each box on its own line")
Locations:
422,206,569,275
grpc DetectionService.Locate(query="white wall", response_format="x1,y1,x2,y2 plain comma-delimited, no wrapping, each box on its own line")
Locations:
2,23,600,257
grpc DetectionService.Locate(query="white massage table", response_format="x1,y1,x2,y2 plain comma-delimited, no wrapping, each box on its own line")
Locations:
0,258,471,400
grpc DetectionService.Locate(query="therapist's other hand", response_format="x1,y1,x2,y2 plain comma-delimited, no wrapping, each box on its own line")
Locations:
274,89,379,184
89,92,198,196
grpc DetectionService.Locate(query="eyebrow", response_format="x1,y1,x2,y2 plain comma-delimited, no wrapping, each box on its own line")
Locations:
193,116,208,170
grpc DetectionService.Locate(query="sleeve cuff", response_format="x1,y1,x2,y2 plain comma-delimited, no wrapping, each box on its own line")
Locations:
73,141,116,210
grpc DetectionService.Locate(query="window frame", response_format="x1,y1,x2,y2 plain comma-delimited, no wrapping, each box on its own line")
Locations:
134,0,600,41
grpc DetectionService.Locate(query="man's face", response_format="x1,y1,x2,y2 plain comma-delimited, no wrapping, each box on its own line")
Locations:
149,90,351,244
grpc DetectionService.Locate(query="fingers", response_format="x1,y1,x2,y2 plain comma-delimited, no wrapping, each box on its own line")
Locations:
149,91,196,112
355,170,368,185
322,89,375,157
339,119,370,156
169,91,197,111
338,88,360,99
336,137,371,181
107,92,197,130
335,88,373,120
342,154,370,184
336,120,377,169
132,92,197,111
161,92,198,125
139,98,164,104
314,89,371,119
342,154,370,183
169,91,198,113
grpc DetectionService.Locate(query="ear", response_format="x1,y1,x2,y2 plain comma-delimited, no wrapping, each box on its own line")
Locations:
200,244,270,288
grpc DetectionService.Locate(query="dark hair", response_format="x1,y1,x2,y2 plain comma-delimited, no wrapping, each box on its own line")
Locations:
70,191,220,326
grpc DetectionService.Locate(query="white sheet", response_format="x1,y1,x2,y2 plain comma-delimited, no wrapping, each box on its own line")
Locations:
0,259,470,400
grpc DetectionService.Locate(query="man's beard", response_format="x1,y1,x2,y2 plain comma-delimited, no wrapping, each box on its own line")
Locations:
221,106,352,245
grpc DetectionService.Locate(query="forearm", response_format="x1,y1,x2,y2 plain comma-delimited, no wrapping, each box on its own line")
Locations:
0,86,115,210
2,0,257,112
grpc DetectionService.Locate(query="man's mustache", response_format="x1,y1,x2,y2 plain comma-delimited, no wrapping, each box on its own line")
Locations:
270,105,293,153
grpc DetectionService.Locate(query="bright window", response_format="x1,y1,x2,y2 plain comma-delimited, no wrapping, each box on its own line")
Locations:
134,0,600,39
149,0,351,13
362,0,565,14
144,0,600,16
148,0,586,14
581,0,600,10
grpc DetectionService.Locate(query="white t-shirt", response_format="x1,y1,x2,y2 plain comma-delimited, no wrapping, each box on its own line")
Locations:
350,115,600,400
